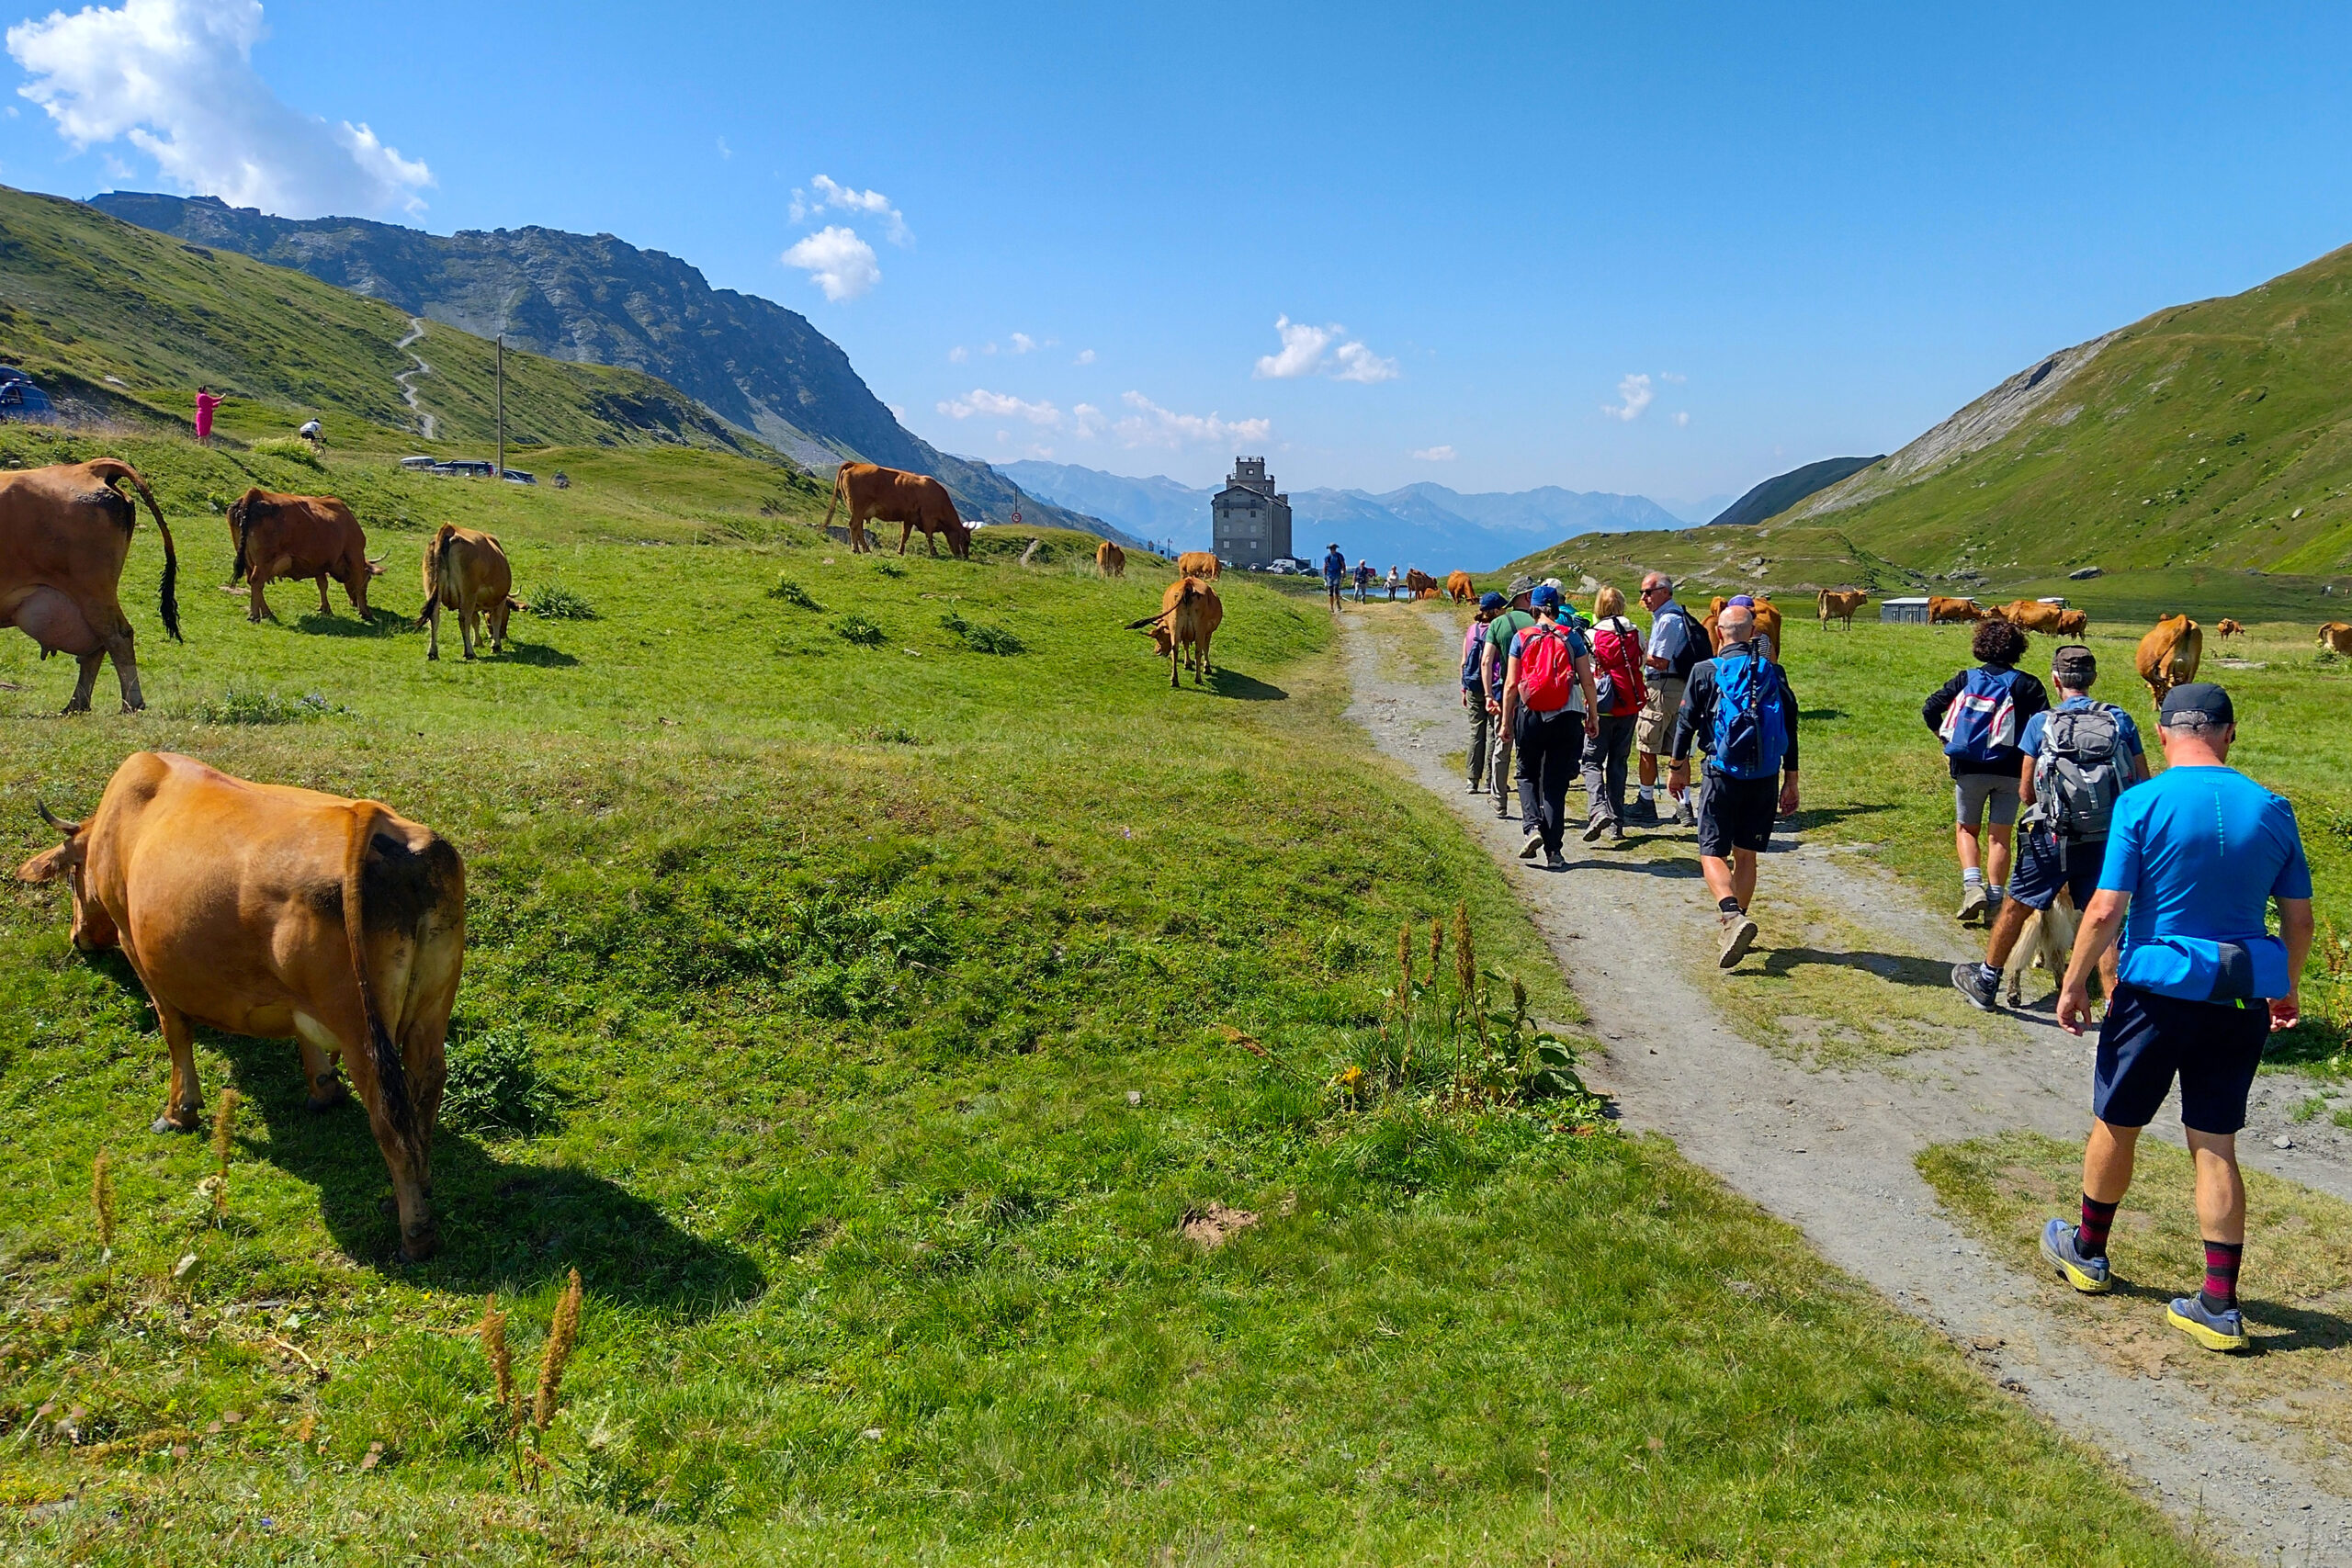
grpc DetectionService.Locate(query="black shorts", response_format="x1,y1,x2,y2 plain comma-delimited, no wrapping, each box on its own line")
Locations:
1697,773,1779,857
2009,828,2105,913
2093,983,2269,1134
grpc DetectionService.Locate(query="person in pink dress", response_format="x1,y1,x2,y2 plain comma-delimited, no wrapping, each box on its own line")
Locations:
194,385,224,444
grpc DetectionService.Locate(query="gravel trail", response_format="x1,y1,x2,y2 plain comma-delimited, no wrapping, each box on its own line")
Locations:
395,317,437,441
1342,610,2350,1565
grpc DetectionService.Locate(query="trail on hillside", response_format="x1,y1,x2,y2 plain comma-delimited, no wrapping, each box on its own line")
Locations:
395,317,436,441
1343,609,2352,1566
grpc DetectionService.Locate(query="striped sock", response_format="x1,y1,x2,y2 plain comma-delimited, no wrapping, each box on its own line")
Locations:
2199,1240,2244,1314
2076,1194,2118,1258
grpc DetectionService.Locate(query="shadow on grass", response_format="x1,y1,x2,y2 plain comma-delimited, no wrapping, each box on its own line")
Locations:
201,1029,765,1315
1758,945,1952,988
1784,801,1897,832
1205,669,1286,701
492,641,581,669
2091,1274,2352,1357
290,607,407,638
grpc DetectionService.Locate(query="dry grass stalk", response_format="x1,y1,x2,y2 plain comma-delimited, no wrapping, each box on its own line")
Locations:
532,1268,583,1435
1427,915,1443,971
209,1089,240,1218
479,1295,515,1422
92,1148,116,1256
1396,922,1412,1000
1453,902,1476,997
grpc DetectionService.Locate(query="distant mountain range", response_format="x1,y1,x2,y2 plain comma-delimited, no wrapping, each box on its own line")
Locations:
999,461,1691,570
90,191,1101,535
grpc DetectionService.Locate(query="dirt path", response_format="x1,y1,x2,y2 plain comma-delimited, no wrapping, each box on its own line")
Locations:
1342,610,2350,1565
395,317,436,441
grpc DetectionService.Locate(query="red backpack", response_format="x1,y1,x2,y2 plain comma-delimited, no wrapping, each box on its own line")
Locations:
1592,618,1648,717
1518,623,1581,714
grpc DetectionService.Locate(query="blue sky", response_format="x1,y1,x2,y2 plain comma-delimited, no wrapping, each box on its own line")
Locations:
5,2,2351,502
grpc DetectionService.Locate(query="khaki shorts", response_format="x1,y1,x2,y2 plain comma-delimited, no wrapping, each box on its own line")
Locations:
1635,676,1685,754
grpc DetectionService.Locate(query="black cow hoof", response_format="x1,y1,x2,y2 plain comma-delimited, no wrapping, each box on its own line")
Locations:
305,1090,345,1113
151,1115,198,1134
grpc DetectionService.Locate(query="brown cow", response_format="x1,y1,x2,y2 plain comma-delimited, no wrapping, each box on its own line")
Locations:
1176,550,1222,581
1096,539,1126,578
1997,599,2065,633
1405,569,1441,600
2055,609,2089,637
1928,595,1985,625
2318,622,2352,654
0,458,180,713
417,524,519,661
15,752,463,1259
226,488,383,623
1817,588,1867,629
1129,575,1223,686
2216,618,2245,639
823,463,969,558
2135,615,2202,706
1703,596,1782,659
1445,570,1475,604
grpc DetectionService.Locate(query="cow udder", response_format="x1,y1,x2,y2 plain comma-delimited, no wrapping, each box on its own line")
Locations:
10,587,102,657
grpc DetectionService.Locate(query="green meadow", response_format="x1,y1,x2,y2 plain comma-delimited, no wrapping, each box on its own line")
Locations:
0,431,2210,1562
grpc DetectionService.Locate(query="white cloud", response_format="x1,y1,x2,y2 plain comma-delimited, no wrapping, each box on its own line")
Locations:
1074,348,1096,366
1253,314,1398,383
1009,332,1035,355
1601,373,1655,422
1673,411,1690,427
1659,371,1687,385
781,226,879,301
947,344,968,364
1112,390,1271,450
716,136,731,159
1411,444,1456,462
788,173,910,245
7,0,434,217
937,389,1061,426
1072,402,1105,438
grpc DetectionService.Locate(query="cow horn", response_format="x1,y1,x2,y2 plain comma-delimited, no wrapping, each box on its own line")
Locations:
34,799,82,837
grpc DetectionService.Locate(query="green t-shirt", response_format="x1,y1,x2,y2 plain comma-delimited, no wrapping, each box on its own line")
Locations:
1484,609,1537,694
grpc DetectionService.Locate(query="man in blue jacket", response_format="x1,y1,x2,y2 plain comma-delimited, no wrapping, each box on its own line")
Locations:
2041,683,2314,1354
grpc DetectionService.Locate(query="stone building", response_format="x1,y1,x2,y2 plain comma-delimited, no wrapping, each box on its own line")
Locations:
1211,457,1292,569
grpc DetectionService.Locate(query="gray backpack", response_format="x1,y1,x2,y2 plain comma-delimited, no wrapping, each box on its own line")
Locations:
2034,705,2129,840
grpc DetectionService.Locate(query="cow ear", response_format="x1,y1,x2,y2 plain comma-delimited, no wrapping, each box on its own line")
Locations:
15,845,69,884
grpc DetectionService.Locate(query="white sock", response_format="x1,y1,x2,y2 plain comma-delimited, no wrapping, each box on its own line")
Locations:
1963,868,1984,886
1637,786,1655,802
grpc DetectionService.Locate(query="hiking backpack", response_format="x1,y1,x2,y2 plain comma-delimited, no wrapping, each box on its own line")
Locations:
1461,619,1487,690
2034,705,2130,840
1709,648,1792,780
1517,623,1583,715
1938,666,2024,763
1658,604,1708,682
1591,617,1648,716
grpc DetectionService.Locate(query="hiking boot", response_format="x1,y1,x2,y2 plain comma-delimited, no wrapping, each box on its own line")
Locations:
1519,831,1543,861
1465,779,1487,794
2040,1217,2111,1294
1675,798,1699,828
1581,810,1611,844
1951,961,2002,1013
1717,913,1758,968
1956,883,1988,923
1544,847,1569,871
1624,795,1657,825
1610,818,1626,841
2166,1294,2249,1353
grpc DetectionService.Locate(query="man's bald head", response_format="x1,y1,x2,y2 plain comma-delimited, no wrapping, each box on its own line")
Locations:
1718,605,1756,644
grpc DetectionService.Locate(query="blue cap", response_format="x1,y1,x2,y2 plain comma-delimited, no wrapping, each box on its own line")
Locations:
1477,591,1505,612
1530,584,1562,611
1729,593,1756,607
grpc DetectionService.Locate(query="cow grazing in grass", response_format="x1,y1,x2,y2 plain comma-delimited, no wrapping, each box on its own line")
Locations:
1176,550,1221,581
1445,570,1474,604
2319,622,2352,654
0,458,180,713
15,751,463,1259
2216,618,2245,640
1817,588,1867,629
2055,609,2089,637
824,463,968,558
2135,615,2202,706
1096,539,1125,578
226,488,383,623
1704,595,1782,659
1996,599,2064,633
417,524,518,661
1129,575,1222,686
1405,569,1441,600
1928,596,1985,625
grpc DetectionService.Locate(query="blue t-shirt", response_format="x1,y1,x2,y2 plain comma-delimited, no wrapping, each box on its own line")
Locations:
1322,550,1345,583
2098,766,2312,953
2018,695,2143,759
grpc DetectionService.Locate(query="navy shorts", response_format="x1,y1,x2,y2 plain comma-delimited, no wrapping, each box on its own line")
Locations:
2009,828,2104,913
1697,773,1779,857
2093,983,2269,1134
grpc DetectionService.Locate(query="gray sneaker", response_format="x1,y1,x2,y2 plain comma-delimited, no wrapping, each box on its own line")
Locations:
1956,883,1988,922
1518,831,1543,861
2040,1217,2111,1294
1951,961,2001,1013
1675,797,1699,829
1717,913,1758,968
1544,847,1569,871
1581,810,1611,844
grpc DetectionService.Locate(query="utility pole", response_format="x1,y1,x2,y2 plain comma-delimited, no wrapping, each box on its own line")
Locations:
494,333,505,482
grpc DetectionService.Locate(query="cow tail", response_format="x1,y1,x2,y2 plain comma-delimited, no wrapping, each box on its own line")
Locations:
87,459,180,642
418,524,454,623
229,494,251,585
344,801,421,1166
821,468,844,529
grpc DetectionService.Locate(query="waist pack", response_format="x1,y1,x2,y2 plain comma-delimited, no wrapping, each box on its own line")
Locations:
2034,705,2129,840
2120,933,2292,1003
1518,623,1584,714
1939,666,2023,763
1710,648,1791,780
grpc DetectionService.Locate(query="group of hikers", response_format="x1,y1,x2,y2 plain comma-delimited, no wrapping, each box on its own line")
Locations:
1319,545,1400,605
1454,569,2314,1357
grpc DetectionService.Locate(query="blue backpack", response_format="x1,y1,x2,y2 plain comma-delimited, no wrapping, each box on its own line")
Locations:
1939,666,2023,763
1710,647,1791,780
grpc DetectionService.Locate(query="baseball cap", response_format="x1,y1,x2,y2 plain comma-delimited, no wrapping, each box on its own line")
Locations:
2159,682,2234,728
1506,574,1536,598
1728,593,1756,607
1530,583,1562,611
2052,644,2098,683
1477,591,1506,612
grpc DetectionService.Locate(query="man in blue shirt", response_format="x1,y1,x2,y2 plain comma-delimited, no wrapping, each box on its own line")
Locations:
1322,544,1346,612
2040,683,2314,1355
1953,645,2149,1011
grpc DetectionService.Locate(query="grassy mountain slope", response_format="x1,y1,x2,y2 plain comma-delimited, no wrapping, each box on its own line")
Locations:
1780,244,2352,579
0,186,770,458
89,190,1108,536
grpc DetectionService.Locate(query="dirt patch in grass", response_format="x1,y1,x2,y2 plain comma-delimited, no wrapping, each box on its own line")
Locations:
1921,1131,2352,1483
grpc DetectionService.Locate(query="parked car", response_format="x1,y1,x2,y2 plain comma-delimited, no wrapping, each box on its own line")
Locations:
0,367,55,423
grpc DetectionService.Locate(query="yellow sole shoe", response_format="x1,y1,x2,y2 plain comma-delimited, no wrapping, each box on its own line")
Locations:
2166,1301,2250,1352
